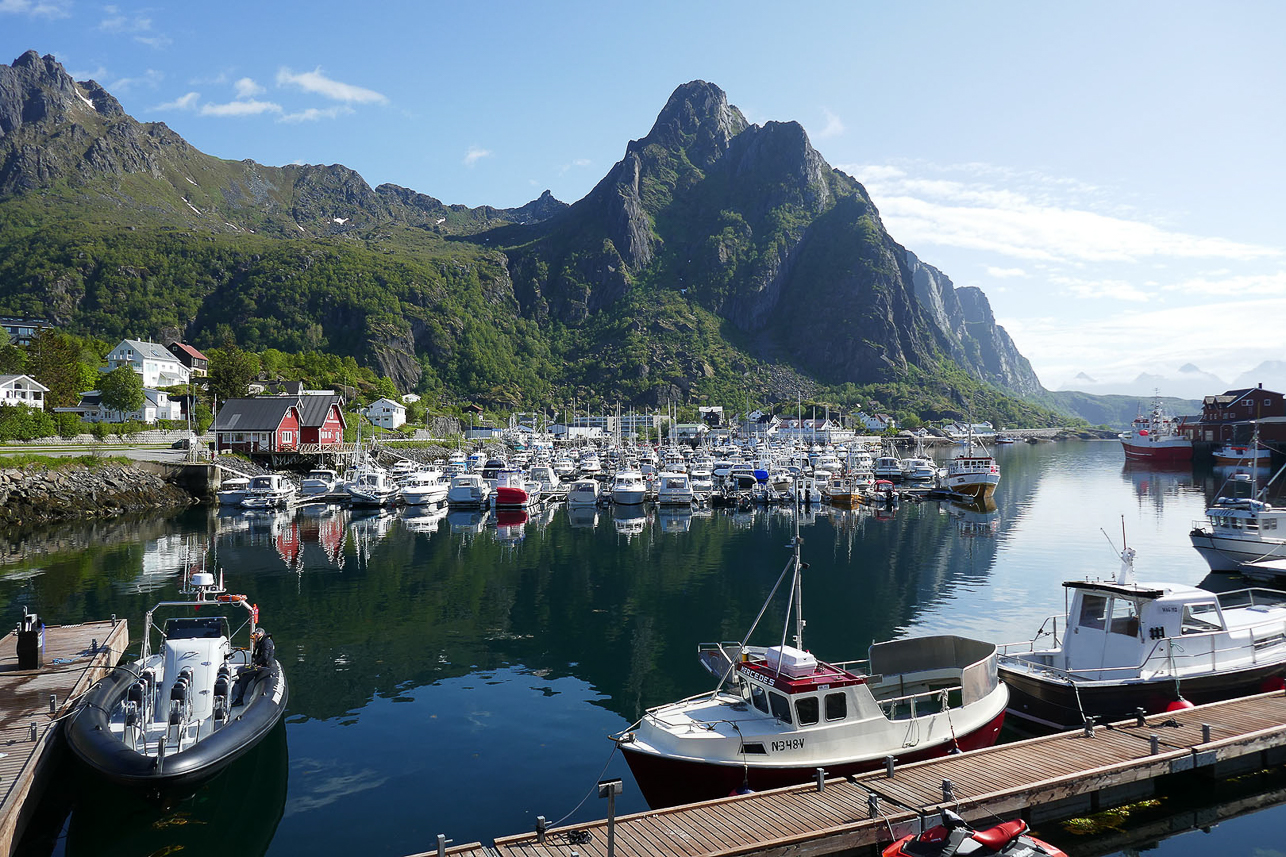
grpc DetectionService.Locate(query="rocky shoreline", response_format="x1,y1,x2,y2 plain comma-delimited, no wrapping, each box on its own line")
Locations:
0,462,198,528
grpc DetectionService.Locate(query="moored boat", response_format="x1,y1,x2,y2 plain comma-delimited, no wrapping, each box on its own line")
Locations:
398,469,449,506
656,471,694,505
66,567,288,789
610,469,647,505
216,476,250,507
566,477,600,508
1119,395,1192,462
300,469,340,497
998,545,1286,732
240,474,296,510
613,494,1007,807
494,468,540,509
1189,472,1286,573
446,473,491,509
346,467,397,507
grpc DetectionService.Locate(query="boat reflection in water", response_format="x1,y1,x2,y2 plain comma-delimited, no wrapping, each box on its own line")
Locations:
447,508,489,538
947,497,999,537
65,719,288,857
566,505,598,529
657,506,693,534
401,503,449,535
494,509,529,547
612,504,649,541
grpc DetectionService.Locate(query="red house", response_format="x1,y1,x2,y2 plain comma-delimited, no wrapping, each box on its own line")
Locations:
298,394,347,447
1181,385,1286,445
213,398,302,454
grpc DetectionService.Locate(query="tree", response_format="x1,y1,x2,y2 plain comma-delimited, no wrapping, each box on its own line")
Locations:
25,329,83,409
99,366,145,417
208,345,259,401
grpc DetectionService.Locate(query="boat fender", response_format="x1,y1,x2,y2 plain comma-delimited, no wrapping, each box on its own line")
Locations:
1261,675,1286,692
1166,697,1195,712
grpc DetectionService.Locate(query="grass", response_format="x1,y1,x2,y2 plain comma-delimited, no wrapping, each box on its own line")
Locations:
0,453,133,469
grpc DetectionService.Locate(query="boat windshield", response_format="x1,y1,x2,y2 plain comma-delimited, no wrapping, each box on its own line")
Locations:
163,616,230,640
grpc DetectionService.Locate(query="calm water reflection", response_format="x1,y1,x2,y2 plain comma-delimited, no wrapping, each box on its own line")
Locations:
4,441,1284,856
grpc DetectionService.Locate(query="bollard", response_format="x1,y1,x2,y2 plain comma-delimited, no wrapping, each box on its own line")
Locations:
536,816,547,844
885,755,896,778
598,779,623,857
90,638,98,653
1150,734,1160,755
48,694,56,714
941,778,955,803
816,767,826,792
28,723,36,742
111,613,117,626
1135,707,1146,727
1083,716,1098,738
867,793,880,818
1202,724,1212,743
436,834,453,857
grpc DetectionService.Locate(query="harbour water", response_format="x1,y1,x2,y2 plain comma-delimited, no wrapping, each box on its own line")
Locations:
5,440,1285,857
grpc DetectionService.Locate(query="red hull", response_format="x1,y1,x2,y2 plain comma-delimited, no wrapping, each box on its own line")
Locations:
621,709,1005,808
494,486,531,508
1120,440,1192,462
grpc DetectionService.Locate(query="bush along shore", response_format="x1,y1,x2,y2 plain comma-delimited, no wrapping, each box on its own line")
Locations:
0,460,198,527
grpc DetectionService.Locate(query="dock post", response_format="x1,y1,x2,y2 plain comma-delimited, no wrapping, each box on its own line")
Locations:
1150,734,1160,755
1203,724,1212,743
816,767,826,792
27,723,35,742
436,834,452,857
868,793,880,817
535,816,546,844
48,694,55,714
942,779,955,803
598,779,623,857
885,755,896,777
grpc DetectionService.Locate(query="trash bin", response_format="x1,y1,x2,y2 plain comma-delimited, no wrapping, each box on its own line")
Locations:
17,611,43,670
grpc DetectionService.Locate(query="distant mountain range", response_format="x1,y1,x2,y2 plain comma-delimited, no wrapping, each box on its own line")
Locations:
1058,360,1286,402
0,51,1064,422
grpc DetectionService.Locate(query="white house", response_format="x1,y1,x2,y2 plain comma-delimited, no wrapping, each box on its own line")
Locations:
858,412,897,432
106,339,190,388
0,375,49,411
56,388,182,424
401,393,421,404
364,397,407,429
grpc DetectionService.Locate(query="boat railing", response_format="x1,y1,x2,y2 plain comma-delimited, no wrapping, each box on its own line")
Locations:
997,615,1062,655
877,684,964,721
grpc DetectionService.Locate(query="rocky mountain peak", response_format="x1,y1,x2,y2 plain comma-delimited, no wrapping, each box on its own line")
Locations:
637,80,748,168
0,51,115,138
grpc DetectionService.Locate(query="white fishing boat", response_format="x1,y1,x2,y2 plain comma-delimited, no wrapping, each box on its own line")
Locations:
999,544,1286,732
346,467,397,507
446,473,491,509
610,469,647,505
67,567,288,789
613,496,1008,808
300,469,340,497
240,474,296,510
566,477,601,508
398,470,450,506
1190,472,1286,574
656,472,694,505
944,427,1000,500
216,477,250,506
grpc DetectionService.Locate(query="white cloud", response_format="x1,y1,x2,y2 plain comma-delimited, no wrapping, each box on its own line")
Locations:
463,146,491,167
1168,270,1286,298
276,67,387,104
98,11,169,47
844,162,1279,265
200,98,282,117
557,157,592,175
817,108,844,140
233,77,264,98
279,105,353,124
1051,275,1151,303
986,267,1027,279
70,65,108,82
0,0,70,17
110,68,163,92
153,91,199,111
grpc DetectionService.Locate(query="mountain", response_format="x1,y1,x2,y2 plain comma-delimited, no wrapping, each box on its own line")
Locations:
0,54,1069,425
1232,361,1286,394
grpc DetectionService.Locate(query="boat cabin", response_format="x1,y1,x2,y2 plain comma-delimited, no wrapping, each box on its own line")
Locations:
163,616,230,641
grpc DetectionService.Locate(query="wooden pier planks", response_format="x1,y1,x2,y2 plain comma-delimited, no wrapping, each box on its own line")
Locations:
0,620,128,857
455,690,1286,857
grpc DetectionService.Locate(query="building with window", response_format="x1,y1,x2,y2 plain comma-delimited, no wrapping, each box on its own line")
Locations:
0,317,54,346
56,388,182,423
213,398,301,454
0,375,48,411
167,342,209,378
363,397,407,429
106,339,190,388
1181,385,1285,446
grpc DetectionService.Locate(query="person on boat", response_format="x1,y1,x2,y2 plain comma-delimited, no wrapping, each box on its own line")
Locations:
233,629,275,706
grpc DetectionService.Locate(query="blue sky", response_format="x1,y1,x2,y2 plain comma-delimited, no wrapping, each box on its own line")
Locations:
4,1,1285,396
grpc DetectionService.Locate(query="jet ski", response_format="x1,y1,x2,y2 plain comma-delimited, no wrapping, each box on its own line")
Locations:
883,810,1067,857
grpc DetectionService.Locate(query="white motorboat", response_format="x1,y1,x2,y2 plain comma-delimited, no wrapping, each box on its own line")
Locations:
388,459,420,484
446,473,491,509
613,504,1008,808
656,472,694,505
610,469,647,505
998,545,1286,732
241,474,296,509
216,477,250,506
552,457,577,480
399,470,450,506
346,467,397,507
566,478,600,508
873,455,903,480
899,456,938,482
67,567,288,789
494,468,541,509
1190,471,1286,574
300,469,340,497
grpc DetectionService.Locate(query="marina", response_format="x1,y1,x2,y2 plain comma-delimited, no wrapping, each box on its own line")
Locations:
2,440,1285,857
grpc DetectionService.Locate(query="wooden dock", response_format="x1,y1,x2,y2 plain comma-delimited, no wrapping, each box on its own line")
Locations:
411,690,1286,857
0,620,128,857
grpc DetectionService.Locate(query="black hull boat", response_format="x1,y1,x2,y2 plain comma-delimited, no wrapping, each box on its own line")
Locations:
67,568,288,790
999,544,1286,732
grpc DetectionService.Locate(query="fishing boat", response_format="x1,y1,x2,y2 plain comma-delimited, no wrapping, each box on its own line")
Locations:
610,469,647,505
346,467,397,507
67,567,288,789
398,469,449,506
1189,472,1286,574
1212,443,1273,467
1119,395,1192,462
613,488,1008,807
998,543,1286,732
240,474,297,510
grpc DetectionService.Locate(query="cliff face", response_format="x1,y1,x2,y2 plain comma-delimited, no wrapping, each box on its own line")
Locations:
906,250,1044,396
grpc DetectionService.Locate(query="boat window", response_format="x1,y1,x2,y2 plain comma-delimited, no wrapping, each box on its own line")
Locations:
795,696,819,726
825,692,847,721
749,685,770,714
1182,602,1224,634
163,617,228,640
1108,598,1140,637
1077,594,1108,630
1267,520,1278,531
769,692,794,724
